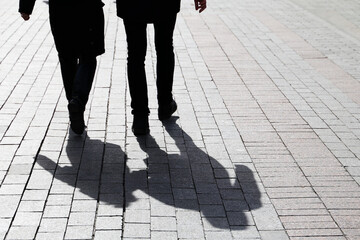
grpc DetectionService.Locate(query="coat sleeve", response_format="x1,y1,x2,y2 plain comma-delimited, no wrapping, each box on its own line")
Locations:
19,0,36,14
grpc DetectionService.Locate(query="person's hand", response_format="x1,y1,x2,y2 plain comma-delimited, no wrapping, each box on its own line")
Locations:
20,13,30,21
194,0,206,13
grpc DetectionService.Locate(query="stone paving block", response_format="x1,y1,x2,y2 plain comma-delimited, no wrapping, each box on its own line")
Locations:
177,223,205,239
94,230,122,240
64,226,93,240
252,204,284,231
12,212,42,226
200,205,226,218
68,212,96,226
150,203,176,217
173,188,197,200
95,216,123,230
38,218,68,233
0,218,11,239
123,223,150,238
287,228,343,237
290,237,346,240
97,204,123,216
227,211,254,226
205,231,233,240
0,184,25,195
71,200,97,212
43,205,71,218
230,226,261,239
176,210,202,225
0,195,21,217
22,190,48,201
151,216,177,231
151,231,178,240
202,217,229,230
49,184,74,195
124,209,150,223
46,194,73,206
6,226,38,240
7,164,33,175
259,230,289,240
35,232,65,240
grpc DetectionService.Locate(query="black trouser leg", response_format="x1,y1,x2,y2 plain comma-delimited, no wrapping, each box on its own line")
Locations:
58,53,97,109
154,15,177,107
124,20,149,116
59,54,77,102
72,55,97,107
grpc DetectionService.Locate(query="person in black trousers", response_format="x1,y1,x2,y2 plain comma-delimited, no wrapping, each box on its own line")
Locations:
117,0,207,135
19,0,105,135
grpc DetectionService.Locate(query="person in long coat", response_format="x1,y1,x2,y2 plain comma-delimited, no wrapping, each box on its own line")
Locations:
19,0,105,135
117,0,207,135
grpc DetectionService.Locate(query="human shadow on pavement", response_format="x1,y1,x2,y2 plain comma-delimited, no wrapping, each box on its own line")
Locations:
37,118,261,230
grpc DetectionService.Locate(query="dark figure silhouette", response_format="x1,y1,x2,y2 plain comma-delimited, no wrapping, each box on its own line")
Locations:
116,0,207,135
36,118,261,230
19,0,105,135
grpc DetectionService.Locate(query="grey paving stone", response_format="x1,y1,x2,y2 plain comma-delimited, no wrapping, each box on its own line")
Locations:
202,217,230,230
259,230,289,240
150,204,176,217
205,231,233,240
38,218,68,233
68,212,96,226
43,205,71,218
64,226,93,239
97,204,124,216
71,200,97,212
12,212,42,226
230,226,261,239
0,218,11,239
0,195,21,217
95,216,123,230
94,230,122,240
35,232,65,240
200,205,226,217
151,231,178,240
252,204,284,231
151,216,177,231
0,184,25,195
6,226,38,240
177,223,205,239
46,194,73,206
124,209,150,223
123,223,150,238
22,190,48,201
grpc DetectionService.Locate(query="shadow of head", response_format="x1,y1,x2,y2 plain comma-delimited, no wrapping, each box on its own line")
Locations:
36,119,262,230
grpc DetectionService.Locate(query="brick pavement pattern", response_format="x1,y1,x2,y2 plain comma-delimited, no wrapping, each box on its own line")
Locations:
1,0,360,239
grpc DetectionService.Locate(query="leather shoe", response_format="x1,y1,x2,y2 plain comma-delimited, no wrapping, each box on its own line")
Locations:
132,115,149,136
68,98,85,135
158,100,177,121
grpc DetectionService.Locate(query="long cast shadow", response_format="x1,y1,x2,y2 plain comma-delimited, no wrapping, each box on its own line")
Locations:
37,118,261,229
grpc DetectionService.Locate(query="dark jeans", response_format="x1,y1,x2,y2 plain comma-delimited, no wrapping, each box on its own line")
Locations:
124,15,177,116
58,53,97,109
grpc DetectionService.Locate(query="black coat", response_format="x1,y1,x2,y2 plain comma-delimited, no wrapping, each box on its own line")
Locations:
116,0,181,22
19,0,105,57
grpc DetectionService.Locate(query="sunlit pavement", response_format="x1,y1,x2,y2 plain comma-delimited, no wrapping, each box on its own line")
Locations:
1,0,360,239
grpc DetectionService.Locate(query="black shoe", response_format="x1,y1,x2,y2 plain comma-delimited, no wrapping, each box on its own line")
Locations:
68,98,85,135
158,100,177,121
132,115,149,136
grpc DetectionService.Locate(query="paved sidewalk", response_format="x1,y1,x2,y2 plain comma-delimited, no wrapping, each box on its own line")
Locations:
1,0,360,239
